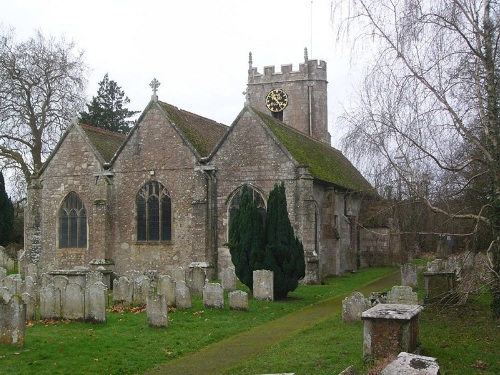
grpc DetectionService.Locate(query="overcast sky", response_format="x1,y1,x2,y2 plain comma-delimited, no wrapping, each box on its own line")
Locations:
2,0,361,147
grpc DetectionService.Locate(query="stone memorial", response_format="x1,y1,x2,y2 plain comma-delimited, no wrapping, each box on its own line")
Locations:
401,263,418,288
342,292,371,322
228,290,249,311
253,270,274,301
134,275,151,306
189,267,206,297
175,280,192,309
63,283,85,320
362,304,423,359
157,275,176,307
203,283,224,309
146,294,168,328
386,286,419,305
0,293,26,347
171,268,186,284
85,282,107,323
221,268,237,291
380,352,440,375
21,292,36,321
113,276,133,306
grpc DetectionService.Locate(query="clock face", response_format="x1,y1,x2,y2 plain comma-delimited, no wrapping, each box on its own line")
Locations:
265,88,288,112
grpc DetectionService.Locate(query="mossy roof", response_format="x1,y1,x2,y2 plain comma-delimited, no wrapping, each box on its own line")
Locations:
253,109,374,193
80,124,127,163
159,101,228,157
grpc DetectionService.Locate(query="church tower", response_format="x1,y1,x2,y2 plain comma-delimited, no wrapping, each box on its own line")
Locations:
246,48,331,145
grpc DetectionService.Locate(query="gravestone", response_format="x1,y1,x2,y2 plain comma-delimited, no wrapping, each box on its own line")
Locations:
63,283,85,320
189,267,205,297
253,270,274,301
85,282,107,323
0,293,26,347
175,280,192,309
203,283,224,309
134,276,151,306
146,294,168,328
53,275,69,318
157,275,176,307
386,286,419,305
0,268,6,280
86,270,104,287
380,352,440,375
40,273,53,288
342,292,371,322
113,276,133,306
401,263,418,289
171,268,186,284
40,284,57,319
25,263,39,280
221,268,237,291
23,276,37,300
228,290,249,311
370,292,387,305
21,292,36,321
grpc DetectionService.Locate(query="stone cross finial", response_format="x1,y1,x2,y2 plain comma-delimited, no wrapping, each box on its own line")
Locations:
150,78,160,101
248,52,253,69
304,47,309,63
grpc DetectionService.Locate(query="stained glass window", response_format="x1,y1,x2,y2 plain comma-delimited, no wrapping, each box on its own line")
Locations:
59,192,87,248
136,181,172,242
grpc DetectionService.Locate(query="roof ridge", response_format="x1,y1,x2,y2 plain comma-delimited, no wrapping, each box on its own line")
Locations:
80,123,127,139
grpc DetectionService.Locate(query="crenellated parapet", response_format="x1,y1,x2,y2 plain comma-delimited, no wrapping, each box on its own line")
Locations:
248,59,327,84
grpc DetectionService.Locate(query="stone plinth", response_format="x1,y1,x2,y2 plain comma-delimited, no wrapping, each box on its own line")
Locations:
361,304,423,359
380,352,440,374
423,271,456,301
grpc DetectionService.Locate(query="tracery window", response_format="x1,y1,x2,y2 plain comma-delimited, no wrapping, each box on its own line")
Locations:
136,181,172,241
59,192,87,248
228,185,266,227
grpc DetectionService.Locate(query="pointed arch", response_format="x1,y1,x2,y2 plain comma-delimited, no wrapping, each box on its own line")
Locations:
136,181,172,241
59,192,87,248
227,185,266,230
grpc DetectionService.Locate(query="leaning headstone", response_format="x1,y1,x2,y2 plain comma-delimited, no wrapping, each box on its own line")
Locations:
228,290,249,311
221,268,237,291
146,294,168,328
113,276,133,306
342,292,371,322
386,285,419,305
401,263,418,289
380,352,440,375
85,282,107,323
253,270,274,301
203,283,224,309
0,293,26,347
175,280,192,309
134,276,151,306
189,267,205,297
21,292,36,321
40,284,57,319
157,275,176,307
63,283,85,320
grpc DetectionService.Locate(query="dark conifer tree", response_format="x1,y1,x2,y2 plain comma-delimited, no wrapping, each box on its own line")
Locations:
0,171,14,246
228,185,264,290
79,73,138,133
259,182,305,299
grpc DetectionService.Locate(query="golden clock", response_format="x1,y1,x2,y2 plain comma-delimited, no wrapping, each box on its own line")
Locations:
265,88,288,112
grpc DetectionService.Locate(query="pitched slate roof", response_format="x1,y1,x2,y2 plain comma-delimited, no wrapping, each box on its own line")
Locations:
80,124,127,163
158,102,228,158
253,108,374,194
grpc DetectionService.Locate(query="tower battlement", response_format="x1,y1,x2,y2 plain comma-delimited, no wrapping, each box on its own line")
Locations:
248,59,327,84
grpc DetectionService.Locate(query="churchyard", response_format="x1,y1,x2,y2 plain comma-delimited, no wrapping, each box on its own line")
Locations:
0,260,499,374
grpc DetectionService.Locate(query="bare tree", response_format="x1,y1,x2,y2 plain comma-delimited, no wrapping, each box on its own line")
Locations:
333,0,500,318
0,28,88,187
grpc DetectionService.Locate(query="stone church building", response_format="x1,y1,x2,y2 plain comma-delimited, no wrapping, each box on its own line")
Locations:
24,51,390,284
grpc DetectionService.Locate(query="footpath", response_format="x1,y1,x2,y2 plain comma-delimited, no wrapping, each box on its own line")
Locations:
144,272,400,375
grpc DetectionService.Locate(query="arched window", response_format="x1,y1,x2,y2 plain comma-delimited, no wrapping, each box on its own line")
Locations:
136,181,172,241
59,192,87,248
228,185,266,228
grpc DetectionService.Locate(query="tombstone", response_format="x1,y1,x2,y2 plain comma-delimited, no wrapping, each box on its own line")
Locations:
157,275,176,307
85,282,107,323
86,270,104,287
228,290,249,311
21,292,36,321
0,268,6,280
342,292,371,322
369,292,387,305
386,286,419,305
134,276,151,306
0,293,26,347
23,276,37,300
40,284,57,319
40,273,53,288
203,283,224,309
362,304,423,359
445,257,460,273
461,250,475,268
221,268,237,291
175,280,192,309
253,270,274,301
380,352,440,375
53,275,69,318
113,276,133,306
63,283,85,320
146,294,168,328
25,263,39,280
189,267,205,297
170,268,186,284
401,263,418,289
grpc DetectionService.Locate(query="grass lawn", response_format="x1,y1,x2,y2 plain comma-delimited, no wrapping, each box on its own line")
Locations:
0,266,498,374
